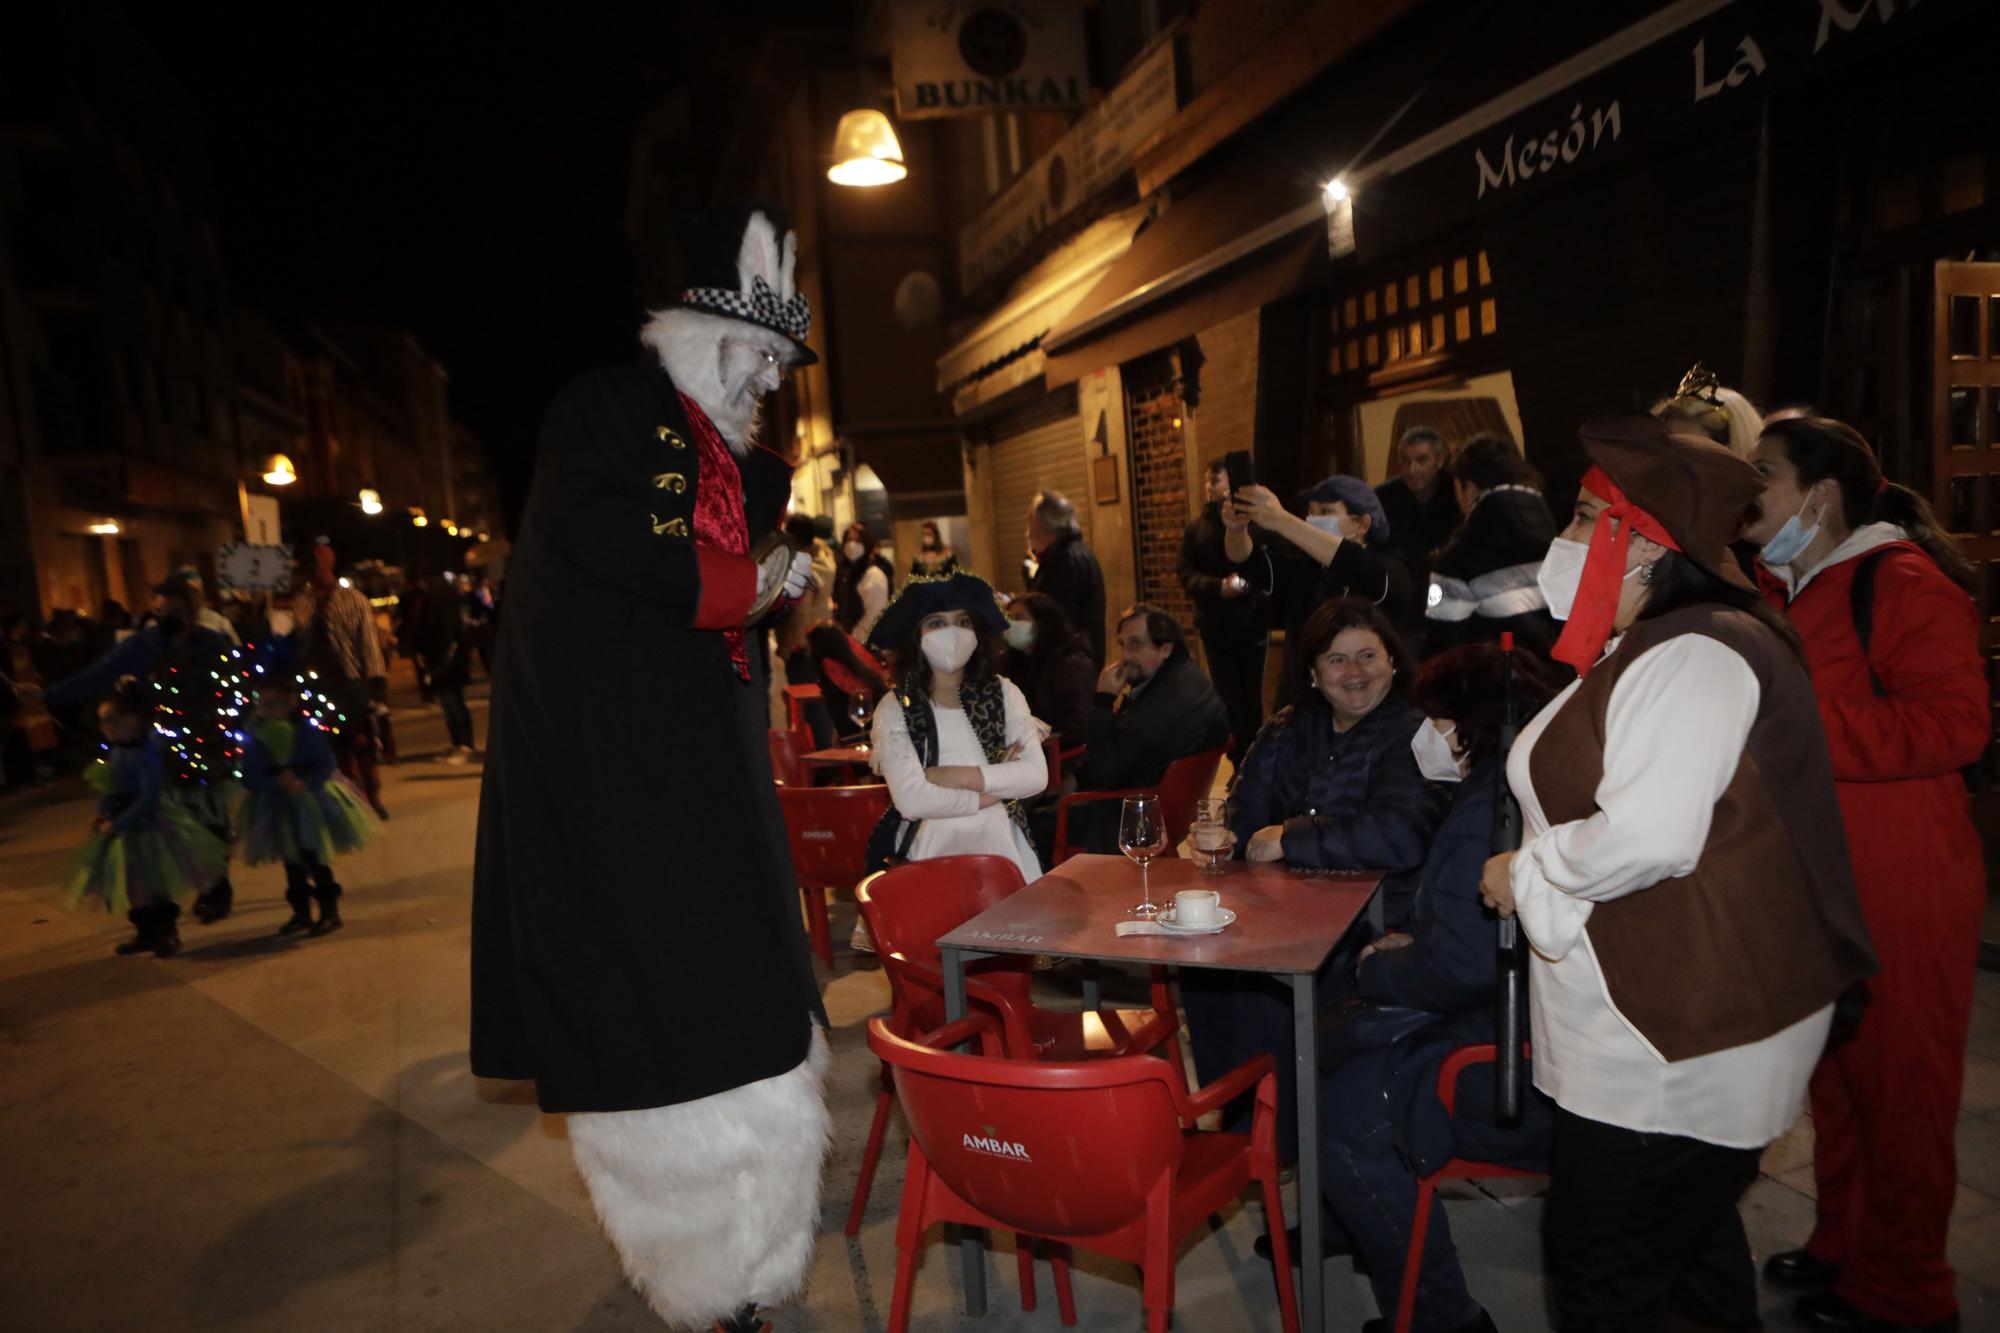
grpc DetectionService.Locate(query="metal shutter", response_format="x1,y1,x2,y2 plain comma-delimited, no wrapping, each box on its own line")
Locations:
986,387,1086,596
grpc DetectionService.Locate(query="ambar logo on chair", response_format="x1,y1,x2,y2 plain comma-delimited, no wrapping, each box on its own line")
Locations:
801,829,836,841
962,1125,1033,1162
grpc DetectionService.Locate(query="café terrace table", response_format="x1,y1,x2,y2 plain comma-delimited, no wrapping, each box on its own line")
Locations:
800,746,877,783
936,853,1380,1332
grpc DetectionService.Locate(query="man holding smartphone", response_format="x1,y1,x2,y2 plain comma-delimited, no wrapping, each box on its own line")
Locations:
1178,457,1268,765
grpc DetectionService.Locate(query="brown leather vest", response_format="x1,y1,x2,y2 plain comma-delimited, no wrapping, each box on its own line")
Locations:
1527,605,1877,1061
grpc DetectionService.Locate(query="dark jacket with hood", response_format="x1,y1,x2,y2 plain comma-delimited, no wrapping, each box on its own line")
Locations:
1423,485,1562,662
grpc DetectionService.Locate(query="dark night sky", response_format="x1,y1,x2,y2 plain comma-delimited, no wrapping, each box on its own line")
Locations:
105,5,818,521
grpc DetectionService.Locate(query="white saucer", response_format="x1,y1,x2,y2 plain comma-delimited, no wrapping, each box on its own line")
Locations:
1156,907,1236,935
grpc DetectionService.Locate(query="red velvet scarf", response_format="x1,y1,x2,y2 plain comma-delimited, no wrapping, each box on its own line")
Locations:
679,393,750,681
1550,466,1682,676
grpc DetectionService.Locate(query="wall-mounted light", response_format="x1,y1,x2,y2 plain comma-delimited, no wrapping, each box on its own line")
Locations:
1322,178,1356,259
410,507,429,528
358,488,384,515
443,520,459,537
261,453,297,486
1322,178,1350,205
827,109,907,187
88,520,121,535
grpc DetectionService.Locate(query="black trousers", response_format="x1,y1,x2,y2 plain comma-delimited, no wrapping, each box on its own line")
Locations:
1199,625,1266,764
1546,1105,1763,1332
436,686,475,749
284,860,341,906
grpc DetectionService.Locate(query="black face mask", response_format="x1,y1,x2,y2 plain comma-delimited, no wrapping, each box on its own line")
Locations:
156,615,187,638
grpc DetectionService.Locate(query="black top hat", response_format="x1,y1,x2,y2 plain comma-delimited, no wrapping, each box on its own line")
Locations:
674,200,817,365
866,572,1008,652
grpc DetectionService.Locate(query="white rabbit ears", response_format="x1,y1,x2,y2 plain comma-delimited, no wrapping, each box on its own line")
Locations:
735,211,799,304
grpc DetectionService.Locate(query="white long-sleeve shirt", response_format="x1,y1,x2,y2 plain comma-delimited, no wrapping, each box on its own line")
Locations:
1507,632,1832,1148
871,678,1046,884
855,567,890,642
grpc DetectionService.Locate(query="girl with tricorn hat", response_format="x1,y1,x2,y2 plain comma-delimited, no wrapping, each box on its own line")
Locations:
862,571,1047,887
1476,416,1877,1332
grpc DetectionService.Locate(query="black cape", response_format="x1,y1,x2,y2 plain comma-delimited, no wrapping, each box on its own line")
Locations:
470,354,825,1114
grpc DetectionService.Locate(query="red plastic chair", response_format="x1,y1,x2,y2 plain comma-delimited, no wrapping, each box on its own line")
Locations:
870,1015,1301,1333
768,726,810,786
1050,743,1229,864
843,855,1184,1238
1392,1043,1543,1333
776,783,889,967
782,683,821,734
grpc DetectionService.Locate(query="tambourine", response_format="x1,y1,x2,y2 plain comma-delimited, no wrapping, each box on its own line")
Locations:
747,529,808,623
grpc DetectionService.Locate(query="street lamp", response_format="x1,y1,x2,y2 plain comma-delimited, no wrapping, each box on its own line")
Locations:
827,109,907,186
88,520,121,535
358,488,384,516
410,507,429,528
261,453,297,486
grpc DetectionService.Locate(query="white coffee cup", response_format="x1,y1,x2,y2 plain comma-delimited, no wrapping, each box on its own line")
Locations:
1174,889,1220,926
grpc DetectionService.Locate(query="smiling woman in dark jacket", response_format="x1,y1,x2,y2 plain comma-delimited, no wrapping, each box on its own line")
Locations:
1185,599,1448,1160
1293,643,1560,1333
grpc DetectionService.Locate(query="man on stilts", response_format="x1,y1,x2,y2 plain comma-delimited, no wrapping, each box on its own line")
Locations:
471,202,826,1332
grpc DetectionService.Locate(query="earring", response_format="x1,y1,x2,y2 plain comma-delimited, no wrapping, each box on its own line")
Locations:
1640,562,1658,585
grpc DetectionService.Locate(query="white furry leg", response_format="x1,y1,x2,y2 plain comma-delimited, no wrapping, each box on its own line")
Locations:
568,1026,831,1330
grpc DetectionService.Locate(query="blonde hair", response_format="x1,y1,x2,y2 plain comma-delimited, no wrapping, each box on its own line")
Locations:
1654,383,1763,460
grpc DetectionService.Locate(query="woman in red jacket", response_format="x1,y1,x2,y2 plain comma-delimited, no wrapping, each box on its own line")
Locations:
1744,415,1987,1333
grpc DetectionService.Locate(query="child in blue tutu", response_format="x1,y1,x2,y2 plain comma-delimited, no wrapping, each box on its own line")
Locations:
65,677,228,957
239,656,378,937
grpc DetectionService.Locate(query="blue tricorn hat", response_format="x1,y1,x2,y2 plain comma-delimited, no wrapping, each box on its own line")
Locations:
1296,473,1391,544
866,571,1008,652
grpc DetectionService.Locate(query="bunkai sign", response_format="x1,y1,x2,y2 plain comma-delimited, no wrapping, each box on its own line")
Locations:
893,0,1091,121
1351,0,1962,261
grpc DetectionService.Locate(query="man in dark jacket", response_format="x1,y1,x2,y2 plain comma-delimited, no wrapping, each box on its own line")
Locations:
1047,604,1228,858
1179,458,1267,766
1374,425,1463,589
1423,432,1563,663
1027,490,1106,661
469,203,824,1333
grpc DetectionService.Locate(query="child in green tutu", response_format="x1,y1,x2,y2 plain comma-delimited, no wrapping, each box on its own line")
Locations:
66,677,227,957
239,652,379,937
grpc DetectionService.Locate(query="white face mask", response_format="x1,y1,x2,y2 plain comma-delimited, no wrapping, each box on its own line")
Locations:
1411,719,1466,783
920,625,977,674
1535,536,1642,621
843,541,865,563
1003,620,1035,652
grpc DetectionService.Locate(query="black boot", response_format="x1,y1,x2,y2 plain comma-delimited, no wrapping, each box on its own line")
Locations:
114,905,157,955
277,885,313,936
115,902,180,957
307,864,343,937
1765,1248,1841,1290
151,901,181,957
193,876,234,923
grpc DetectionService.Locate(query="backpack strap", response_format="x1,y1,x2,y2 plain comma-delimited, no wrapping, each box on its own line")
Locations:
1847,550,1889,698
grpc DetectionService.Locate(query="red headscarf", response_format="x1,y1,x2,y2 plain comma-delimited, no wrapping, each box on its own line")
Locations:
1550,467,1682,676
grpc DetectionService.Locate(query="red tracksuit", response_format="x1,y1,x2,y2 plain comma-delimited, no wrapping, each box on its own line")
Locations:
1767,538,1988,1324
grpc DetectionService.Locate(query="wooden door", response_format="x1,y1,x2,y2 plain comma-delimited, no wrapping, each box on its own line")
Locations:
1934,260,2000,654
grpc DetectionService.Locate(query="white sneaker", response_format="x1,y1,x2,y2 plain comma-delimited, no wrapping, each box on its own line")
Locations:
849,919,876,954
440,748,469,765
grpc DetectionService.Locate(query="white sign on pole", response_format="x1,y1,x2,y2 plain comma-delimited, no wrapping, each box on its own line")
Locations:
243,493,282,546
957,41,1178,291
216,542,294,592
893,0,1091,120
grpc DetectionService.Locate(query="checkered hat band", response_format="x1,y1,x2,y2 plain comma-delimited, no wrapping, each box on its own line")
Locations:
681,275,811,342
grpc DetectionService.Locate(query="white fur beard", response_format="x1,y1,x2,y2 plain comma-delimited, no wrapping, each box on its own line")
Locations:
567,1025,830,1329
639,309,761,454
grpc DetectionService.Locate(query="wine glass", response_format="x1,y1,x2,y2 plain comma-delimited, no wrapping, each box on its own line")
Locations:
848,695,872,751
1190,797,1234,874
1119,794,1167,917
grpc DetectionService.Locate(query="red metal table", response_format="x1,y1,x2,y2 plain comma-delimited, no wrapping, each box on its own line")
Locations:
800,746,877,783
936,853,1379,1330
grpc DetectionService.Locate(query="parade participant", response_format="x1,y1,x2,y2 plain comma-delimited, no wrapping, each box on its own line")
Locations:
865,571,1046,886
238,640,379,938
1746,416,1986,1333
833,522,893,640
470,202,824,1333
1481,416,1876,1333
64,676,227,959
907,519,958,577
292,546,390,819
37,570,247,924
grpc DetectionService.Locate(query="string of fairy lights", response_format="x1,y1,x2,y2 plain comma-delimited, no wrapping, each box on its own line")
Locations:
115,646,349,782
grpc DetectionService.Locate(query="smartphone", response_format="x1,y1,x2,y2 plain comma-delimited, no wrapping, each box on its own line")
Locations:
1222,449,1256,497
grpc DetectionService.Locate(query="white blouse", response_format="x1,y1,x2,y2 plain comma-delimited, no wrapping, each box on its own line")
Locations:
1507,633,1832,1148
871,678,1047,885
855,567,890,642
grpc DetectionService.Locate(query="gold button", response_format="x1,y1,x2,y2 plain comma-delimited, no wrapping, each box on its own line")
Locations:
652,515,689,537
656,425,686,449
652,472,687,493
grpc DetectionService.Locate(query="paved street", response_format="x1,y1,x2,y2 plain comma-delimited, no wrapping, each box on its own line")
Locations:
2,674,1998,1331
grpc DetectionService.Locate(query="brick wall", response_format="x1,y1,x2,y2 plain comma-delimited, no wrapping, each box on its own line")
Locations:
1124,352,1193,629
1189,309,1260,476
